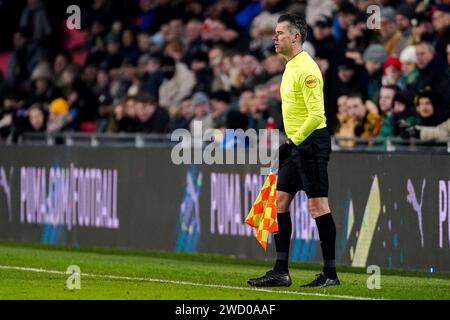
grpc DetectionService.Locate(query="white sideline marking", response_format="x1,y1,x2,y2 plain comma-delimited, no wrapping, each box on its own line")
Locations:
0,265,380,300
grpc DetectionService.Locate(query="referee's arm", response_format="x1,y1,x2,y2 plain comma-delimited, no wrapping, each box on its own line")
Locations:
290,74,326,146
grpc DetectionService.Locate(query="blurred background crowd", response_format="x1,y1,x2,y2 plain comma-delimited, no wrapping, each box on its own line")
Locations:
0,0,449,144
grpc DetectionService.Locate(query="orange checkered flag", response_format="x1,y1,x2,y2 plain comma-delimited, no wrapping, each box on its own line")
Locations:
245,173,278,250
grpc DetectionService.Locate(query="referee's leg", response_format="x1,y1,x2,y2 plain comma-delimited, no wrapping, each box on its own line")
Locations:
274,191,294,274
301,197,340,287
247,190,294,287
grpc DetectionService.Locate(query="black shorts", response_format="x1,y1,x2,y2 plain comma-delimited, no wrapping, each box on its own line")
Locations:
277,128,331,198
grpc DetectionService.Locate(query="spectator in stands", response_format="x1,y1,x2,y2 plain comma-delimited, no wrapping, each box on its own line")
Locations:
94,67,111,98
52,52,71,88
114,95,137,133
262,54,285,78
46,97,74,133
164,38,185,63
410,41,450,107
30,62,59,105
378,7,408,56
249,0,286,56
252,84,271,129
345,12,370,55
382,56,402,87
27,102,47,133
378,85,397,136
390,92,418,137
413,87,448,127
200,18,239,49
135,0,159,32
136,30,152,54
158,55,196,110
183,19,207,65
120,28,140,65
59,64,98,132
363,44,388,103
310,15,334,61
102,33,124,72
96,94,114,133
171,98,194,131
332,1,358,42
190,92,213,135
208,46,231,92
398,45,419,89
134,93,170,133
401,117,450,141
9,100,30,143
139,53,163,102
19,0,52,45
166,18,184,42
335,94,357,147
240,54,267,91
0,93,24,140
82,62,101,93
238,90,258,130
211,90,231,129
346,93,382,138
431,4,450,65
332,1,359,67
6,28,42,88
190,51,214,95
395,4,415,46
329,58,367,114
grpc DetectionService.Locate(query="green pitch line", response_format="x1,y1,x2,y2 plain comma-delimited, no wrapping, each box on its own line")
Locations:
0,243,449,300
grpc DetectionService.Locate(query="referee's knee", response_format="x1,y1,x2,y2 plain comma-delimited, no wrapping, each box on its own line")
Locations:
276,191,292,213
308,198,331,218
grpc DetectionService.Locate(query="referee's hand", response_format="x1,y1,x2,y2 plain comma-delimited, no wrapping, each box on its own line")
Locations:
278,139,295,167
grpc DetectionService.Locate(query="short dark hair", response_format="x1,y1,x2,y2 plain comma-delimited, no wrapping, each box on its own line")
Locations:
277,14,308,44
211,90,231,104
381,85,399,93
136,92,157,106
416,41,435,55
347,93,364,103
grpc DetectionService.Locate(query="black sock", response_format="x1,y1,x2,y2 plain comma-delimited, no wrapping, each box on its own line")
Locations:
315,213,337,279
273,212,292,273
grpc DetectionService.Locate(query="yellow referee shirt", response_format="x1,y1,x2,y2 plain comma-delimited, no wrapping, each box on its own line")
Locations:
280,51,327,146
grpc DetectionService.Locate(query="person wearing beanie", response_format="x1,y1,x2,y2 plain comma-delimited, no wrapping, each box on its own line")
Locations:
398,46,420,88
189,91,213,136
382,56,402,86
363,44,387,103
46,97,75,133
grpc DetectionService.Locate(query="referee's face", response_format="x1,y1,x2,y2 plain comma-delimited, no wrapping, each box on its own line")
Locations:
273,22,296,56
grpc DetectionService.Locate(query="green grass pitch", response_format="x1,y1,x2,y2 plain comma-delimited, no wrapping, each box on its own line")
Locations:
0,242,449,300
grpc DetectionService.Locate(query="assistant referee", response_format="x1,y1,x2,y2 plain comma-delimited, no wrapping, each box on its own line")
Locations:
248,14,340,288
